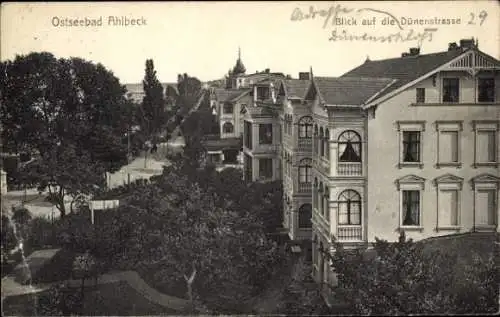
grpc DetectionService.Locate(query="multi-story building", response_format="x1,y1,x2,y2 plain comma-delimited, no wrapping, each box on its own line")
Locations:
209,49,287,171
309,39,499,303
241,38,499,305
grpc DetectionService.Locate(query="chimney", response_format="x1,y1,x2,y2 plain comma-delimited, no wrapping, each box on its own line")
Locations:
459,38,475,49
448,42,458,51
409,47,420,56
299,72,310,80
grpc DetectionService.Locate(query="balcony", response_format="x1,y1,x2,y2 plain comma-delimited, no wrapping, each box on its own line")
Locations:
298,182,312,193
337,225,363,242
337,162,362,176
298,138,312,152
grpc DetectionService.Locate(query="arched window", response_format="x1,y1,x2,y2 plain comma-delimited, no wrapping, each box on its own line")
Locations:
325,129,330,159
338,130,362,162
319,127,324,157
298,158,312,184
324,186,330,222
223,122,234,134
299,203,312,228
298,116,314,138
223,103,233,114
338,190,361,225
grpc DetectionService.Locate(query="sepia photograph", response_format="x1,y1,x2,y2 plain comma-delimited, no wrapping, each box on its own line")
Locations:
1,1,499,315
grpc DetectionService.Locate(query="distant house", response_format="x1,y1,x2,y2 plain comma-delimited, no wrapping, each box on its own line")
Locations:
124,83,178,111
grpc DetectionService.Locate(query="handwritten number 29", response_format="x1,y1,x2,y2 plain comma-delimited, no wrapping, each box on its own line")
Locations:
468,11,488,26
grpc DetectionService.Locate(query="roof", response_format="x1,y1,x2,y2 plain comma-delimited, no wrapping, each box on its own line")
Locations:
282,79,310,99
340,49,467,102
311,76,395,106
212,88,251,103
202,137,242,151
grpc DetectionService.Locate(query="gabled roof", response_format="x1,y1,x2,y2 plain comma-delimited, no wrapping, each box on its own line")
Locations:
340,48,495,105
212,88,251,103
281,79,310,100
305,76,396,106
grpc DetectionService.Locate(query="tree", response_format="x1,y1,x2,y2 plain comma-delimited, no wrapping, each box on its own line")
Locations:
176,73,202,117
1,52,130,217
141,59,168,138
87,161,287,314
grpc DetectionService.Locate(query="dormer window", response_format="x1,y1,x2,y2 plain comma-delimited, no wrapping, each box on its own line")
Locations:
223,103,233,114
478,78,495,102
257,86,270,100
442,78,459,103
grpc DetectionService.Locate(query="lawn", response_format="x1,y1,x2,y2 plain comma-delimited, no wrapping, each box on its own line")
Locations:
2,281,180,316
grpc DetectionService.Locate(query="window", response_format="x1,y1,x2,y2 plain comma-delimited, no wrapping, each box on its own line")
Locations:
324,186,330,222
471,174,499,230
416,88,425,103
299,204,312,228
473,121,499,167
398,121,426,168
434,174,463,230
338,130,361,162
436,121,462,167
476,190,497,227
338,190,361,225
442,78,459,103
259,158,273,179
313,178,319,211
298,158,312,184
319,183,324,216
244,154,252,181
244,121,252,149
324,129,330,159
397,175,425,229
478,78,495,102
298,116,313,138
477,131,496,163
256,86,270,100
259,124,273,144
439,190,459,226
402,191,420,226
223,122,234,134
319,128,324,157
313,125,319,155
223,103,233,114
403,132,421,163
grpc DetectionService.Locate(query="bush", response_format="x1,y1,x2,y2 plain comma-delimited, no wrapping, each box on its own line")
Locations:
330,232,499,315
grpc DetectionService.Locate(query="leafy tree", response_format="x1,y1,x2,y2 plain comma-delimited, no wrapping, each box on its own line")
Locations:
176,73,202,117
140,59,168,138
1,52,130,217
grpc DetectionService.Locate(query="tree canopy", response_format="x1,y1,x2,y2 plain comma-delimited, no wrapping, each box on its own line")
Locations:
0,52,130,217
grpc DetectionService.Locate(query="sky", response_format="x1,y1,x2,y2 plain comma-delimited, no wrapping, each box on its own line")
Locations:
1,1,499,84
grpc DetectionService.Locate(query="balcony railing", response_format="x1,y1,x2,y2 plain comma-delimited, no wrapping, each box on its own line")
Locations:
337,162,362,176
337,225,363,241
298,138,312,152
298,182,312,193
